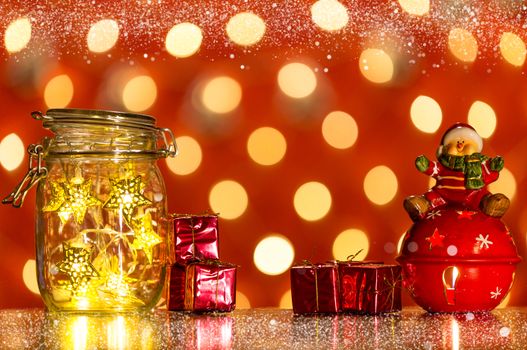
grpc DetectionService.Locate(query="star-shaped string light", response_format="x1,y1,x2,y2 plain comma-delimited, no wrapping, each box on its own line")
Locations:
94,256,146,306
103,176,152,223
425,228,445,250
57,243,99,292
131,212,163,263
43,178,101,224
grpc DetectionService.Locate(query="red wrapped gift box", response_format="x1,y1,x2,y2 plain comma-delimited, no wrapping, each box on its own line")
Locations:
290,262,340,315
169,214,219,265
184,260,237,312
339,264,402,314
166,265,186,311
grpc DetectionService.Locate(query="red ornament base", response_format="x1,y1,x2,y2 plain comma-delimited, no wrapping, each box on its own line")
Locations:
397,205,521,313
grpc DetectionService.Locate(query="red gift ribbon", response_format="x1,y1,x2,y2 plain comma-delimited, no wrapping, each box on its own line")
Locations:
301,259,320,312
190,216,196,259
346,249,364,262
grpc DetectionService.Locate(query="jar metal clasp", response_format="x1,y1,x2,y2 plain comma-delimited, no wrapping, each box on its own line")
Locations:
2,144,48,208
158,127,178,158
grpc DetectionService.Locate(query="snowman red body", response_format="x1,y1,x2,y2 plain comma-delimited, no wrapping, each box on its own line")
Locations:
399,124,521,312
420,158,497,211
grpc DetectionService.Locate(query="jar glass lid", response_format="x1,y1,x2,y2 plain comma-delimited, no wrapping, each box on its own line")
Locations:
34,109,157,130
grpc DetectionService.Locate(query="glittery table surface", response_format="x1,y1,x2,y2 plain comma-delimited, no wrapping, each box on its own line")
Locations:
1,307,526,349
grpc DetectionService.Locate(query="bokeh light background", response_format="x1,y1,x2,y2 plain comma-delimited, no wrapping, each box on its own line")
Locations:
0,0,526,309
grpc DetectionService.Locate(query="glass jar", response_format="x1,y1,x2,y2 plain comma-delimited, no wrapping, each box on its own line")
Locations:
3,109,177,312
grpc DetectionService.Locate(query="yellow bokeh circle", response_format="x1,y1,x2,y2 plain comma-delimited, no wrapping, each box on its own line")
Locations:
209,180,248,219
398,0,430,16
165,22,203,58
277,63,317,99
253,235,295,276
358,49,394,84
467,101,496,139
499,32,526,67
410,95,442,133
363,165,398,205
448,28,478,63
122,75,157,112
488,168,516,201
322,111,359,149
87,19,119,53
23,259,39,295
332,228,370,261
279,289,293,309
293,181,332,221
0,133,25,171
5,17,32,53
201,76,242,114
236,291,251,309
247,127,287,166
226,12,266,47
44,74,74,108
165,136,202,176
311,0,349,32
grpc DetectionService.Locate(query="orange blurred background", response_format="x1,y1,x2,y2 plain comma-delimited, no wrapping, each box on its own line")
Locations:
0,0,526,309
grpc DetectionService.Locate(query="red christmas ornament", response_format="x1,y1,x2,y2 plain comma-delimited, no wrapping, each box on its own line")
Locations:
397,206,521,312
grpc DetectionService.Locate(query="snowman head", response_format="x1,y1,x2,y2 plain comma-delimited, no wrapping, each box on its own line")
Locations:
437,123,483,157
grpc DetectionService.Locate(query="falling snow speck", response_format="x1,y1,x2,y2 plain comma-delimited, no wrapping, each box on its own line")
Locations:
466,312,475,321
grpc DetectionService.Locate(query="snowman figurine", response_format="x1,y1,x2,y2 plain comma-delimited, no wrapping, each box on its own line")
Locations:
404,123,509,222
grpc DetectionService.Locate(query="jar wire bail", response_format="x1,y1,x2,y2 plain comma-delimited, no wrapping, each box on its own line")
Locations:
2,144,48,208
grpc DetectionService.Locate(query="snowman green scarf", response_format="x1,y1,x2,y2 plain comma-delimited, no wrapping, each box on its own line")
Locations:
439,153,489,190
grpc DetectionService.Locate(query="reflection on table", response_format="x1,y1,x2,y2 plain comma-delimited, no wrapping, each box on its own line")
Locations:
0,308,524,349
